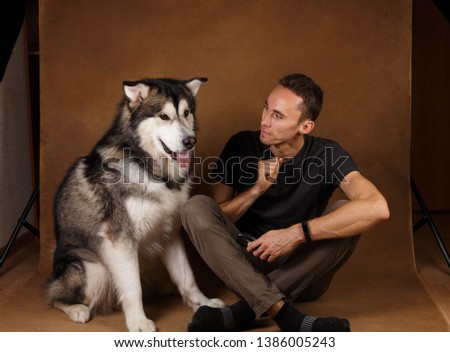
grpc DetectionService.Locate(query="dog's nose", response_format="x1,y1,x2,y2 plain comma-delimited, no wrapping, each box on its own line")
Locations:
182,136,197,150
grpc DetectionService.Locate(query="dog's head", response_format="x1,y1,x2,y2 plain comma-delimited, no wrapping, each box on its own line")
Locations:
122,77,206,169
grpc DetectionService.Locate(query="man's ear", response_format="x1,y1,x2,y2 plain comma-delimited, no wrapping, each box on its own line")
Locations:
299,119,315,134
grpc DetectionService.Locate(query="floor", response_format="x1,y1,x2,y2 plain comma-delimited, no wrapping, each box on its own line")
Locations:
0,235,40,307
0,212,449,332
412,211,450,326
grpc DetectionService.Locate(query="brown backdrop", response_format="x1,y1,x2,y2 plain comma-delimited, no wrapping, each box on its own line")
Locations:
38,0,446,331
412,0,450,211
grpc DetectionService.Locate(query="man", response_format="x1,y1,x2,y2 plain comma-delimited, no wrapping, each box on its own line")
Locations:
181,73,389,332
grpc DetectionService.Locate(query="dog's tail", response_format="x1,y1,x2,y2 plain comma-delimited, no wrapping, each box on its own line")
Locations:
44,256,87,305
45,254,118,315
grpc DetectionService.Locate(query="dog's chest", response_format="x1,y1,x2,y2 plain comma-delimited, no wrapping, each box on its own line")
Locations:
125,183,189,241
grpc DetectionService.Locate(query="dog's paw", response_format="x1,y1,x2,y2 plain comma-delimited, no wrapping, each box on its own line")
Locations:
189,297,226,311
204,298,226,309
66,304,91,323
127,318,157,332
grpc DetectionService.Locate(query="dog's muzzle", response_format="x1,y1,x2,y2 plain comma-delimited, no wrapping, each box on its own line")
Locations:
160,137,196,168
182,136,197,150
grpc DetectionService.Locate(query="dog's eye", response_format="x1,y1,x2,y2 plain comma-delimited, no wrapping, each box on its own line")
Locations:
160,114,170,121
183,109,190,118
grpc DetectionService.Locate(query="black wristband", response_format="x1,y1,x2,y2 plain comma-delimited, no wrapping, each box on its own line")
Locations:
302,221,312,242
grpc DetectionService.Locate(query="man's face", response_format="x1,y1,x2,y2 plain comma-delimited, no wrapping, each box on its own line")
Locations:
259,85,306,146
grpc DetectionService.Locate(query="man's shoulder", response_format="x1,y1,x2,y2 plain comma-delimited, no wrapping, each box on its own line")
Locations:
306,135,342,152
307,134,338,145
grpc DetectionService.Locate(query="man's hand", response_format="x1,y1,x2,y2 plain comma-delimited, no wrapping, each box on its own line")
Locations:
255,158,282,193
247,224,302,262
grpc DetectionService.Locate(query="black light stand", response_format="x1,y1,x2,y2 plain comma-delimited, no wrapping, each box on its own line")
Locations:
0,0,40,268
411,177,450,269
0,185,39,267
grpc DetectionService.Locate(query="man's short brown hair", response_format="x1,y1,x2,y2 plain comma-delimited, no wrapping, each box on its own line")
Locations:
279,73,323,122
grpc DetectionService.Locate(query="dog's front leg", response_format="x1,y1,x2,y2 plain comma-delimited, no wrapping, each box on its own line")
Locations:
102,237,156,332
161,234,225,311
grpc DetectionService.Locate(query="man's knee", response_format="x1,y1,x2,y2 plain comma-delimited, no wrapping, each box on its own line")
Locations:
181,194,218,232
181,194,215,218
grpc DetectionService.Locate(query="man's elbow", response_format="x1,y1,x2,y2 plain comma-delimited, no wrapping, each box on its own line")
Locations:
374,197,390,222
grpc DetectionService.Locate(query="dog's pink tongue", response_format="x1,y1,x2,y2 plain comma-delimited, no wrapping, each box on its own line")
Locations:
177,152,191,168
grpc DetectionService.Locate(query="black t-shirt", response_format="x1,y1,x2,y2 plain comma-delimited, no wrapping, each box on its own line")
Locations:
212,131,358,237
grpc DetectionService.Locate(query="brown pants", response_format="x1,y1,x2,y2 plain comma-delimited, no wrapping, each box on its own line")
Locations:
181,195,360,318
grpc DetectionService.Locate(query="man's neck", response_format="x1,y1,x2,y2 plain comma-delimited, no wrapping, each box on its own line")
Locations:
270,134,305,159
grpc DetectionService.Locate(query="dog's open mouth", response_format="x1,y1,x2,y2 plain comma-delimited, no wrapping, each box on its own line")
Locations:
160,139,191,168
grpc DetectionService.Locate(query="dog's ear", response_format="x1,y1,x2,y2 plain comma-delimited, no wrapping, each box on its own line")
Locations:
185,77,207,97
123,81,150,103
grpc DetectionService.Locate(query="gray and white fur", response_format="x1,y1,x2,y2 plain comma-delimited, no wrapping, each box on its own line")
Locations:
45,77,224,332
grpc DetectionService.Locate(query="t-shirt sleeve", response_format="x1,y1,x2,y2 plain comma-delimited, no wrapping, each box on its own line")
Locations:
324,141,358,188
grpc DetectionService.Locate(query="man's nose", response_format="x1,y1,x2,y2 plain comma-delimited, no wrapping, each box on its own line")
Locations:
261,110,271,126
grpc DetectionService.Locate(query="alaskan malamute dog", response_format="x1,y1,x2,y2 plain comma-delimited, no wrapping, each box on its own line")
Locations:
45,77,224,332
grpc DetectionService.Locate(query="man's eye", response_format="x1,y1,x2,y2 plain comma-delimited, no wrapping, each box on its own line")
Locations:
160,114,170,120
184,109,190,117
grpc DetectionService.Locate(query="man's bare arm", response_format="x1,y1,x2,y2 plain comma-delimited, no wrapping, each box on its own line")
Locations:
212,158,282,223
248,171,390,262
308,171,390,240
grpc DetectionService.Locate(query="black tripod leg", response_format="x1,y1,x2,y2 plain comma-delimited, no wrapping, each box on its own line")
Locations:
0,185,39,267
411,177,450,269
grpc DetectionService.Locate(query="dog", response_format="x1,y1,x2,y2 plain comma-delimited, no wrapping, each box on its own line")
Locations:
45,77,224,332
